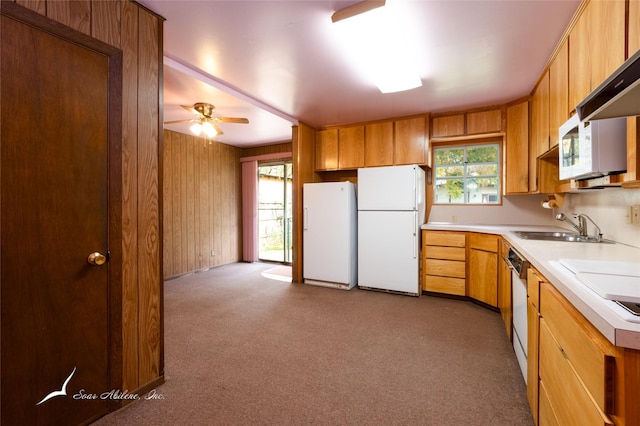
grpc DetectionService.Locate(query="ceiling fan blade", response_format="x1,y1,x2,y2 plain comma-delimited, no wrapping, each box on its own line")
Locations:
214,117,249,124
164,119,197,125
180,104,199,115
213,123,224,135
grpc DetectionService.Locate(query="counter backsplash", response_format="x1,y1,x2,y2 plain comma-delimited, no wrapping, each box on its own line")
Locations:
427,189,640,249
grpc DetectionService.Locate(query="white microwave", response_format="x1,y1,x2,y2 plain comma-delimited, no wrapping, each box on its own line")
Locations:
558,114,627,180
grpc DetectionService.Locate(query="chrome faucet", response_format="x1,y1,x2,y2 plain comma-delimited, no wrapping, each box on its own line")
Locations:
556,213,602,241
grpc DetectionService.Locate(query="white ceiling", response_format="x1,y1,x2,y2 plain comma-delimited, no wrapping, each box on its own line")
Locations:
139,0,581,148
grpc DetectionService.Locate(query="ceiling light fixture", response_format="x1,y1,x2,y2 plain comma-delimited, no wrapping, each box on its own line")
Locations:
332,0,422,93
190,119,218,138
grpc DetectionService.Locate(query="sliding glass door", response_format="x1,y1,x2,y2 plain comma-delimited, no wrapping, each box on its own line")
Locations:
257,162,292,263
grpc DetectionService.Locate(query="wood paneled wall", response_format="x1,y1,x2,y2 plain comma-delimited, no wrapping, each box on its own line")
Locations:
163,131,243,278
242,142,292,159
12,0,165,395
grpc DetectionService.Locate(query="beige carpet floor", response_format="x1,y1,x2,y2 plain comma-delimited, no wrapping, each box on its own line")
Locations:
94,262,533,425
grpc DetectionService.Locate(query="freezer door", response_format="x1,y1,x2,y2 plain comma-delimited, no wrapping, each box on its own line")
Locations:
358,210,420,295
303,182,357,284
358,165,423,211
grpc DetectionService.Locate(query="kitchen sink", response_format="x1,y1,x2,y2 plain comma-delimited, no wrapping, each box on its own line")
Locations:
513,231,614,243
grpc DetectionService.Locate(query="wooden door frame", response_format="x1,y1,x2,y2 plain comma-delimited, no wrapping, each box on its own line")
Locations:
0,1,124,411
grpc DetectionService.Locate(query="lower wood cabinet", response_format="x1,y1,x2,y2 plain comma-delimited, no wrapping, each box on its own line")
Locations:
422,230,466,295
467,233,499,307
528,267,640,426
498,238,512,339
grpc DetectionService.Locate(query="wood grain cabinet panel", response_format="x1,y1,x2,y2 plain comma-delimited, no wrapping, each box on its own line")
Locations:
549,41,568,149
589,0,625,92
394,116,427,165
466,109,502,135
569,5,591,113
425,230,466,247
631,0,640,55
498,239,512,339
338,125,365,169
422,230,466,296
315,128,338,170
468,233,498,307
432,114,464,138
540,282,616,416
365,121,394,167
505,101,529,194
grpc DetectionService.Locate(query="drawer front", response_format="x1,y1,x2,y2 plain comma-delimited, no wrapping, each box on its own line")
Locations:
424,245,465,261
527,268,541,310
423,275,465,295
539,380,561,426
539,321,614,426
424,230,466,247
500,238,511,259
540,283,615,414
468,232,499,252
424,258,465,278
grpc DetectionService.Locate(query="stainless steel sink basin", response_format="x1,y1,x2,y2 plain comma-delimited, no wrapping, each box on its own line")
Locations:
513,231,613,243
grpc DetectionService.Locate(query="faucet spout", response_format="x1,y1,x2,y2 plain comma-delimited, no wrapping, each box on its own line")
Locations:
556,213,602,241
556,213,585,235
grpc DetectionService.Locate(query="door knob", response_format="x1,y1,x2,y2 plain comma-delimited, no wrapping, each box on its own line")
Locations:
87,252,107,266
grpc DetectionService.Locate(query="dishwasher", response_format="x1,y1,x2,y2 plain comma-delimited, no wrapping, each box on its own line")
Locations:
507,247,529,383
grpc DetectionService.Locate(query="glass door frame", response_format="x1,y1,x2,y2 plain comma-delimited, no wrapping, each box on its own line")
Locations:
257,160,292,264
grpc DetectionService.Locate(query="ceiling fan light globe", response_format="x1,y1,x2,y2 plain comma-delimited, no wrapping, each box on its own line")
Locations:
190,122,202,136
202,121,217,137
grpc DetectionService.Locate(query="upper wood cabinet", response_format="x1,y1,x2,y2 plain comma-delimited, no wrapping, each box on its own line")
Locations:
505,100,529,194
364,121,394,167
315,128,338,170
338,125,364,169
432,114,465,138
531,70,549,158
394,115,427,166
548,40,568,149
631,0,640,55
467,109,502,135
569,0,625,112
431,108,502,139
316,114,429,171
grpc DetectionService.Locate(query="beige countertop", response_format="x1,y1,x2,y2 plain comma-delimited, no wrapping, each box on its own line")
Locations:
422,222,640,350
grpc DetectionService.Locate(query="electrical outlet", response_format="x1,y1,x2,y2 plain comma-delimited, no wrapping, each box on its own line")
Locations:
630,206,640,225
211,250,215,257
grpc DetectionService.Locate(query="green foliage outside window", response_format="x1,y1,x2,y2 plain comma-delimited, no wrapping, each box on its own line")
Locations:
434,143,500,204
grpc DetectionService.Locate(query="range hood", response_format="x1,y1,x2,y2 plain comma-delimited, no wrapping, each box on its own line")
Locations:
576,48,640,121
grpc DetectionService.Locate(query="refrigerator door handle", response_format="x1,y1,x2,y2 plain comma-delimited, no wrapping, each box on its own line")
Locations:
413,167,417,210
413,211,418,259
304,207,308,230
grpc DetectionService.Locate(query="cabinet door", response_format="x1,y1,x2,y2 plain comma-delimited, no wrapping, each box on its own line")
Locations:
394,116,427,165
338,126,364,169
531,70,549,157
569,6,591,112
315,128,338,170
505,101,529,194
364,121,394,167
631,0,640,55
498,254,512,339
589,0,625,92
466,109,502,135
468,249,497,307
432,114,464,138
549,40,568,149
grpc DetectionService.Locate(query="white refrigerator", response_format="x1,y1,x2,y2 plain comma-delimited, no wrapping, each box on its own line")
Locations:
357,165,425,296
303,181,357,289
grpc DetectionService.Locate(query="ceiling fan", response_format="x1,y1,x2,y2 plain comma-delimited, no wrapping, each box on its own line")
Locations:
164,102,249,137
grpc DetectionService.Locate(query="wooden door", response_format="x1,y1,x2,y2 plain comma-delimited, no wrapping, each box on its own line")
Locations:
1,6,121,425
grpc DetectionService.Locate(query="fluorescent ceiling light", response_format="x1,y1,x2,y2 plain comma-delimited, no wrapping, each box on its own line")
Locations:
332,0,422,93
